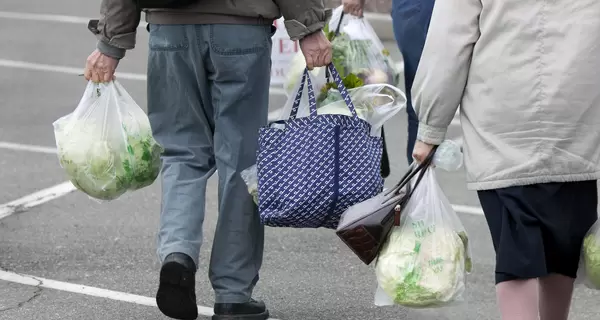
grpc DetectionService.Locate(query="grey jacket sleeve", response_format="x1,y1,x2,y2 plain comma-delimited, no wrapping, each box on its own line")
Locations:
411,0,482,145
89,0,141,59
273,0,332,41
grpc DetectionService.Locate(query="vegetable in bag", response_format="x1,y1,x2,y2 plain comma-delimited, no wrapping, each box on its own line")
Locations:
53,81,163,201
241,165,259,205
284,6,401,94
278,73,406,137
580,221,600,289
374,168,471,308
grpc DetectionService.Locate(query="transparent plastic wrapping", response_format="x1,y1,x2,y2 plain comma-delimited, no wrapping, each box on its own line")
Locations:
241,165,258,205
432,140,464,172
53,80,163,201
283,6,400,95
374,168,472,308
577,221,600,289
277,72,406,137
283,51,322,94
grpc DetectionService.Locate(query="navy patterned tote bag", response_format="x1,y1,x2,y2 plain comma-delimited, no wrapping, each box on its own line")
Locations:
256,64,384,229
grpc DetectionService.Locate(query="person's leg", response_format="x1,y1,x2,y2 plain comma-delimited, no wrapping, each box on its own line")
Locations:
149,23,216,267
497,279,539,320
391,0,435,164
538,274,574,320
147,24,216,319
537,181,598,320
202,23,273,318
477,189,546,320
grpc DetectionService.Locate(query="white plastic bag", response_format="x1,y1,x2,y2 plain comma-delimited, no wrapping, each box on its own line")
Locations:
432,140,464,172
325,7,399,85
277,72,406,137
577,221,600,289
53,80,163,201
283,6,400,95
374,168,472,308
241,164,258,205
283,52,322,94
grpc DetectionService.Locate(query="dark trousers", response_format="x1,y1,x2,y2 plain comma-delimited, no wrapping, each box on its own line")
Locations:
391,0,435,164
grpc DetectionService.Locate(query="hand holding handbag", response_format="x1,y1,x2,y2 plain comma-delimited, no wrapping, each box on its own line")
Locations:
335,147,437,265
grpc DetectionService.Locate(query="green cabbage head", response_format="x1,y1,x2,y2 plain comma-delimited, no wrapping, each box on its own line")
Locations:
54,113,163,201
583,232,600,289
375,221,467,308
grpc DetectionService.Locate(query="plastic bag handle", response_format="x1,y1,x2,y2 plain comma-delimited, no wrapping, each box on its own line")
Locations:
288,64,358,120
325,11,344,82
334,12,345,37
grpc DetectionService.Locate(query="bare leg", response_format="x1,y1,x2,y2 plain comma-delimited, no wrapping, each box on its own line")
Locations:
538,274,574,320
497,279,539,320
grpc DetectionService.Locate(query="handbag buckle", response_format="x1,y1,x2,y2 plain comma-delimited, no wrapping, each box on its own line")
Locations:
393,204,402,226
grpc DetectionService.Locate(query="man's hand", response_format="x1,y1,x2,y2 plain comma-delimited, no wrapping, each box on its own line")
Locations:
84,49,119,83
342,0,366,17
299,31,333,70
412,140,436,164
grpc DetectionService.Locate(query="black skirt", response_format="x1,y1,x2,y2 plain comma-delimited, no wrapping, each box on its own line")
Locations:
477,180,598,284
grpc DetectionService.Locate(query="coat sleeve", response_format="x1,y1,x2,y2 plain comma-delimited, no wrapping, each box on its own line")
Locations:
411,0,482,145
272,0,332,41
89,0,141,59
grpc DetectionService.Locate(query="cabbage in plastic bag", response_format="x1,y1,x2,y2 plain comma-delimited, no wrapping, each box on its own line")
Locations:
241,165,258,205
53,81,163,201
579,221,600,289
325,7,399,86
374,168,471,308
277,72,406,137
432,140,464,172
283,6,400,95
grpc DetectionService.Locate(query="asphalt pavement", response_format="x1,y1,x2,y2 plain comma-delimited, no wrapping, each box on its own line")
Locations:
1,1,600,320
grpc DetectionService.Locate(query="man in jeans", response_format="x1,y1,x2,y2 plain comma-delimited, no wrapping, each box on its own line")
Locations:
84,1,332,319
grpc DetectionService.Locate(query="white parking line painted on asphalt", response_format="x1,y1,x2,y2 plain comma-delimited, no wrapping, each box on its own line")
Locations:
0,59,146,81
0,59,458,123
0,11,149,29
0,141,57,154
0,11,92,24
0,270,281,319
452,204,484,216
0,140,483,216
0,59,288,96
0,182,77,220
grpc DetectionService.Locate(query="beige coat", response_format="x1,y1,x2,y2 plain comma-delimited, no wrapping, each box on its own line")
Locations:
412,0,600,190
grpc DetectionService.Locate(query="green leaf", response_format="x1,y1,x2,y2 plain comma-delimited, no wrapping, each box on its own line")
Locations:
342,73,364,89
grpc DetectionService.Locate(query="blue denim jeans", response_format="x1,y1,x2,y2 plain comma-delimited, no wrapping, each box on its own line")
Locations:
147,23,273,303
392,0,435,164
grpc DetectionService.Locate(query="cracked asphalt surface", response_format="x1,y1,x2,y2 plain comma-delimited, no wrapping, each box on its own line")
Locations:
1,1,600,320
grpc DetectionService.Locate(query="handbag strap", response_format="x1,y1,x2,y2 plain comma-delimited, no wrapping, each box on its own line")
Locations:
388,146,437,227
289,64,358,120
288,69,312,120
389,145,438,197
404,148,436,199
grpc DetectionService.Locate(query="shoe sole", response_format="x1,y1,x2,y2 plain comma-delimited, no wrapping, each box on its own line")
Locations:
156,261,198,320
211,310,270,320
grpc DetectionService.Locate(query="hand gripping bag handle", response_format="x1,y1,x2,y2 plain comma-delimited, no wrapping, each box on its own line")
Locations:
288,63,359,120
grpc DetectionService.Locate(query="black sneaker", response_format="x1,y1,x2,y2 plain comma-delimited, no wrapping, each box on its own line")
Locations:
212,298,270,320
156,253,198,320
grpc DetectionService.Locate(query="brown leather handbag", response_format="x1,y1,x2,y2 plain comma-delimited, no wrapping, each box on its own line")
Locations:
335,147,436,265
